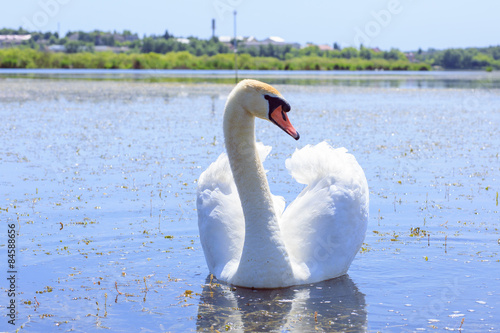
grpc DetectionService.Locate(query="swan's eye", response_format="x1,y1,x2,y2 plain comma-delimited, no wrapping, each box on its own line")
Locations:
264,95,291,113
281,100,291,112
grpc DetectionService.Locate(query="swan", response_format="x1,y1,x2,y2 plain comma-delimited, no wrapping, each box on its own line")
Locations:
197,79,369,288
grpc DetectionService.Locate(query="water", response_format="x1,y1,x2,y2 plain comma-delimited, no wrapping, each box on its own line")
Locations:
0,71,499,332
2,68,500,89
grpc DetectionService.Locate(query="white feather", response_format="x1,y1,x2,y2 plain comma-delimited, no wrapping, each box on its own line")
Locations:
198,142,368,286
197,80,369,288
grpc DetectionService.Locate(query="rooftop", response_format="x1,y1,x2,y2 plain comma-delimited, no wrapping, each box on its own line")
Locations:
0,34,31,41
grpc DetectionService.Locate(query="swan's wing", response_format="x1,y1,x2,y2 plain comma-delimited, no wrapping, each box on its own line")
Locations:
281,142,369,283
197,143,282,279
197,151,243,279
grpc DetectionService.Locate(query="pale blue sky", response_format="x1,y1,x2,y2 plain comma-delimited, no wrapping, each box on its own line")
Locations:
2,0,499,51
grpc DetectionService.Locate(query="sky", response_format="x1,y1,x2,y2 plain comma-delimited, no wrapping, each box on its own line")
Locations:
2,0,499,51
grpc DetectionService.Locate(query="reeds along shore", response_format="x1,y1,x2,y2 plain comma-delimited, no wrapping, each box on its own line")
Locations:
0,48,431,71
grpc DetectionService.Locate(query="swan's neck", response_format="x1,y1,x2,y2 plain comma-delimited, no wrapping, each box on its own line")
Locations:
223,95,294,287
223,100,276,230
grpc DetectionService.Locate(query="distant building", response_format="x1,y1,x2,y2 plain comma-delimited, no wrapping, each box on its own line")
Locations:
114,33,138,43
67,33,79,41
267,36,285,43
218,35,245,50
219,35,244,43
176,38,190,44
48,45,65,52
318,44,333,51
0,34,31,46
249,36,299,49
47,44,129,53
405,52,415,62
66,32,138,44
94,45,130,53
220,36,300,49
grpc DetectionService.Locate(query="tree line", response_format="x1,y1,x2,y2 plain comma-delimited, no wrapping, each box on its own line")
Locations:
1,27,498,70
0,48,430,71
415,47,500,71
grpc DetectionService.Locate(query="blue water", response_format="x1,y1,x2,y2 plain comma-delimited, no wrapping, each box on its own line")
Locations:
0,73,499,332
1,68,500,89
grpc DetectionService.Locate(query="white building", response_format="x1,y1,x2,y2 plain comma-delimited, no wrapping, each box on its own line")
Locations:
0,34,31,46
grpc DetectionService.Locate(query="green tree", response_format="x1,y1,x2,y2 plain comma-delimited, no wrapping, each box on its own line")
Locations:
471,53,493,68
441,49,462,69
163,30,173,39
383,48,403,61
65,40,81,53
341,47,358,59
141,37,154,53
65,40,94,53
102,35,115,46
359,46,372,59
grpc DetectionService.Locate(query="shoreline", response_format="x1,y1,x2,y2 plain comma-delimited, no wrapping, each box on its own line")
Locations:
1,69,498,90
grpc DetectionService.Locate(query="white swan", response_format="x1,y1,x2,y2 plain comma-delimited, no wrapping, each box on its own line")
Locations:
197,79,369,288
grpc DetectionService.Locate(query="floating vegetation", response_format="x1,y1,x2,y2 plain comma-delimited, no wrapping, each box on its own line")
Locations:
182,290,193,297
1,78,498,332
409,227,428,237
39,314,55,319
360,243,372,253
36,286,53,294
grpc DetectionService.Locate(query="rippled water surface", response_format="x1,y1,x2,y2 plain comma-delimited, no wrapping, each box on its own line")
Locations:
0,72,499,332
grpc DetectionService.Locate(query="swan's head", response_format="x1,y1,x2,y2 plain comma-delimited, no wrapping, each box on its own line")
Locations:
233,79,300,140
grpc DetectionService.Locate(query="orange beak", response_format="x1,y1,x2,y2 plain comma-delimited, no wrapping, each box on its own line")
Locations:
269,105,300,140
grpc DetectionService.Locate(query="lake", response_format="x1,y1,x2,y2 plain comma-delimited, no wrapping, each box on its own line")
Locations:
0,70,499,332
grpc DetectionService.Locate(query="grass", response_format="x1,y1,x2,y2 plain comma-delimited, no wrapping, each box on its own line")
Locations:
0,48,432,71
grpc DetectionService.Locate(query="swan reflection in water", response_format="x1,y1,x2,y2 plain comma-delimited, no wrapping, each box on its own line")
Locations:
196,274,366,332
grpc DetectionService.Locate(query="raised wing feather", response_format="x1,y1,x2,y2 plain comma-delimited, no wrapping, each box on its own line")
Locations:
281,142,369,283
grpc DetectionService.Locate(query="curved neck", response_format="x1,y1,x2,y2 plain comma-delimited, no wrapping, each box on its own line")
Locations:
222,88,295,287
223,97,276,229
